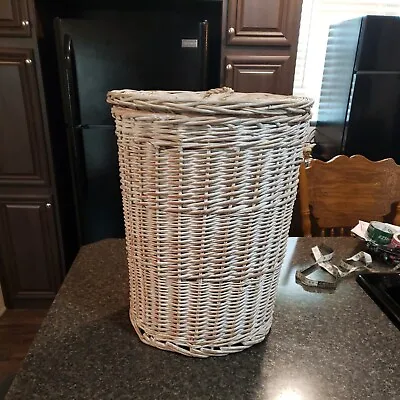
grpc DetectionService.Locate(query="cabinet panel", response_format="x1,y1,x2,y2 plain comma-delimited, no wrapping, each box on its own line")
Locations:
0,197,61,307
0,0,30,37
0,48,48,185
226,0,303,46
225,54,293,94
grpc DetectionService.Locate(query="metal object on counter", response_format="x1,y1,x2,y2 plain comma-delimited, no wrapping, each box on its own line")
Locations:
367,221,394,245
365,240,400,265
351,220,400,266
390,233,400,249
296,245,375,291
296,263,338,289
339,252,373,277
296,245,339,289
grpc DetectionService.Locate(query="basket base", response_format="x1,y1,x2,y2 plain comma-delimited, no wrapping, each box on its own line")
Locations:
129,309,271,358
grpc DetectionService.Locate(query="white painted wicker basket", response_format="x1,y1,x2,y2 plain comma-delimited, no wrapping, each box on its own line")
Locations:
107,88,312,357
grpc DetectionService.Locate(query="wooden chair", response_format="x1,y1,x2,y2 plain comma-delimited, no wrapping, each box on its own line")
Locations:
299,155,400,237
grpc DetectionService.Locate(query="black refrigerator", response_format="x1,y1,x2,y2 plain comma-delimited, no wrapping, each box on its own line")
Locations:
315,15,400,164
55,13,208,244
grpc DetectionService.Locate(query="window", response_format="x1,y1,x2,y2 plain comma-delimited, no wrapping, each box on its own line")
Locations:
293,0,400,120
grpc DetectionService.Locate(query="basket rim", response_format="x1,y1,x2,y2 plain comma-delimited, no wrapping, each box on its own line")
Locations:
107,88,313,108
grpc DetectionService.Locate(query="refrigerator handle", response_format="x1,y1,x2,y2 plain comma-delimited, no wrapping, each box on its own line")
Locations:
63,34,78,129
61,33,88,244
199,20,209,90
63,33,87,185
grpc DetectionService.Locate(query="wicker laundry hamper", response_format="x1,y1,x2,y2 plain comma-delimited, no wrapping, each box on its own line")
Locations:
107,88,312,357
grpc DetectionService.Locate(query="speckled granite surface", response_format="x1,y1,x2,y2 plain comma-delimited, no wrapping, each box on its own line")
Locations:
6,237,400,400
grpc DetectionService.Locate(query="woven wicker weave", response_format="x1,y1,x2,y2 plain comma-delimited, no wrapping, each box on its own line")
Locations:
107,88,313,357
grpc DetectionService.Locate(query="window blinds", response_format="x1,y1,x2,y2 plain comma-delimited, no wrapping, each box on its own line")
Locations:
293,0,400,119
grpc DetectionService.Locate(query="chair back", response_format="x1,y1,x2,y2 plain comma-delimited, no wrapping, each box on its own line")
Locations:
299,155,400,236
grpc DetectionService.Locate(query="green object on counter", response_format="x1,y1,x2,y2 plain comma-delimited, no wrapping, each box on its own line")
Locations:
367,221,394,245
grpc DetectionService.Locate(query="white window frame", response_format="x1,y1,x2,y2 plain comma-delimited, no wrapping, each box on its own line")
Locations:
293,0,400,121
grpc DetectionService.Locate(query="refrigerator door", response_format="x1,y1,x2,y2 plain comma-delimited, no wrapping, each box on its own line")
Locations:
344,72,400,164
55,14,208,244
356,16,400,72
315,17,362,160
80,126,124,243
56,15,208,125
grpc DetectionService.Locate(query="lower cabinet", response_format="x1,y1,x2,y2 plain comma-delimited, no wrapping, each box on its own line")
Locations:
0,196,62,307
224,52,295,94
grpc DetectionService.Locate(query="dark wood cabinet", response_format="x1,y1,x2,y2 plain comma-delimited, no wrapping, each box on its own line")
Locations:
0,0,31,37
0,48,49,185
224,52,294,94
226,0,302,46
222,0,303,94
0,0,65,308
0,197,61,307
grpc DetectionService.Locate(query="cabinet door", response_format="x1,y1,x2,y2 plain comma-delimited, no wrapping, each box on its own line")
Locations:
0,0,30,37
224,53,293,94
0,197,61,307
0,48,49,185
226,0,303,46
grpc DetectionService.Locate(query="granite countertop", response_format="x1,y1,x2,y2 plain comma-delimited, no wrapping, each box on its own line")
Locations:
6,237,400,400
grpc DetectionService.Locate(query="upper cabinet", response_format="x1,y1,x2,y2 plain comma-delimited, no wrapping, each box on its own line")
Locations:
0,0,31,37
226,0,302,46
222,0,304,94
0,48,49,185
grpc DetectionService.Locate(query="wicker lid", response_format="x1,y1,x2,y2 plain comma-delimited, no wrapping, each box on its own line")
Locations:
107,88,313,117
